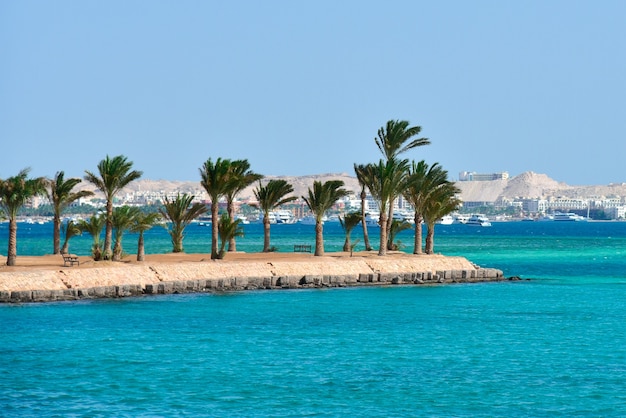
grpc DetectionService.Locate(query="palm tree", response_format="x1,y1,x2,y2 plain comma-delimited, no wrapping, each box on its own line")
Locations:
0,169,47,266
375,119,430,161
387,219,412,251
362,159,408,256
77,213,106,261
47,171,94,254
84,155,142,260
159,193,208,253
423,183,461,254
253,179,297,252
375,120,430,248
353,163,374,251
302,180,349,256
217,213,244,259
199,158,233,259
60,219,82,254
111,206,142,261
131,211,162,261
338,211,362,252
402,160,449,254
224,159,262,252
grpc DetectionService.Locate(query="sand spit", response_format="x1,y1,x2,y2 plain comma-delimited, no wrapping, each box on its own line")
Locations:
0,252,505,303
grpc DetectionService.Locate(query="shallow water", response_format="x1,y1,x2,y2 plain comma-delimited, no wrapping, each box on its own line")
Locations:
1,221,626,416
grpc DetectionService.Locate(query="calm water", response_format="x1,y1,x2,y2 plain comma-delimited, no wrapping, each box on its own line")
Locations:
1,221,626,416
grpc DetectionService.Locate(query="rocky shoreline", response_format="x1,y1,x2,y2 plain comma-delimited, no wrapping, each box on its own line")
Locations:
0,253,506,303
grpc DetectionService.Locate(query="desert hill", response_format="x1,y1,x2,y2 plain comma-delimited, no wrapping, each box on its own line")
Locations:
78,172,626,203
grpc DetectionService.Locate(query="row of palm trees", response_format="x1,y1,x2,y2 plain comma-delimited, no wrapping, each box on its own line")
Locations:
354,119,460,256
0,119,459,266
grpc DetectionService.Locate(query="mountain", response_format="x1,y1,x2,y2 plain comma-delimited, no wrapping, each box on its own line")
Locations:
78,171,626,203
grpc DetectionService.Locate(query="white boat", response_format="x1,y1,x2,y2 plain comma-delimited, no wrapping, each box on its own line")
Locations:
553,212,587,222
437,215,455,225
364,212,380,227
394,210,415,224
235,214,250,224
298,215,318,225
454,214,470,224
466,214,492,227
274,210,296,224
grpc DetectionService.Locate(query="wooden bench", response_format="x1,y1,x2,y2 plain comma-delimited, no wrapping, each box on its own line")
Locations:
293,244,312,253
61,253,80,267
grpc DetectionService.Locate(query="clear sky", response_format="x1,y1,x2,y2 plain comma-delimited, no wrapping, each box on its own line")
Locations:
2,1,625,185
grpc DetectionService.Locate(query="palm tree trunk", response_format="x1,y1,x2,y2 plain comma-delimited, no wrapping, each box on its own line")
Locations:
263,215,271,252
314,221,324,256
378,214,388,256
61,239,70,255
104,202,113,260
137,232,145,261
171,225,183,253
413,214,423,254
211,204,219,259
53,215,61,254
360,191,372,251
387,203,394,250
112,236,123,261
343,233,351,252
227,202,236,252
425,222,435,254
7,219,17,266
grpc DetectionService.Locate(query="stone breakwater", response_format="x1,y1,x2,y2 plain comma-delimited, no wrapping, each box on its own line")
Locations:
0,255,505,303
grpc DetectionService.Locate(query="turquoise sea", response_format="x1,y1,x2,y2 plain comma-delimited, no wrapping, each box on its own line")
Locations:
1,221,626,416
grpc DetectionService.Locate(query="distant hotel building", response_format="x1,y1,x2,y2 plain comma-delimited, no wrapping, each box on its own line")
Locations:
458,171,509,181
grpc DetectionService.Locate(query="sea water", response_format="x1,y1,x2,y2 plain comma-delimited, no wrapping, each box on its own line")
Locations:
1,221,626,416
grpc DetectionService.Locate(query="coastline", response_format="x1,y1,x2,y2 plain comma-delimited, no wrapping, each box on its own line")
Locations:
0,252,505,303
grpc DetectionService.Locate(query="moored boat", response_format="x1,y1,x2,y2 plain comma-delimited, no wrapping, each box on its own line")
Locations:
466,214,492,227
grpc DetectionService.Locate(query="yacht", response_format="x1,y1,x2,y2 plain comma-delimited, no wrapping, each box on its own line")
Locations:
466,214,492,227
298,215,318,225
437,215,455,225
274,210,296,224
235,214,250,224
364,212,380,227
553,212,587,222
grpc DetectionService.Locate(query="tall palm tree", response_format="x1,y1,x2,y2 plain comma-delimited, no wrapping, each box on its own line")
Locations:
253,179,297,252
60,219,82,254
111,206,142,261
375,120,430,248
84,155,142,260
47,171,94,254
224,159,262,252
362,159,408,256
353,163,374,251
423,183,461,254
159,193,208,253
302,180,349,256
338,211,362,252
77,213,106,260
217,213,244,259
199,158,233,259
131,211,162,261
402,160,449,254
375,119,430,161
0,168,47,266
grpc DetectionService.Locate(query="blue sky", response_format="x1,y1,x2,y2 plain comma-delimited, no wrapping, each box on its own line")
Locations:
2,1,625,185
